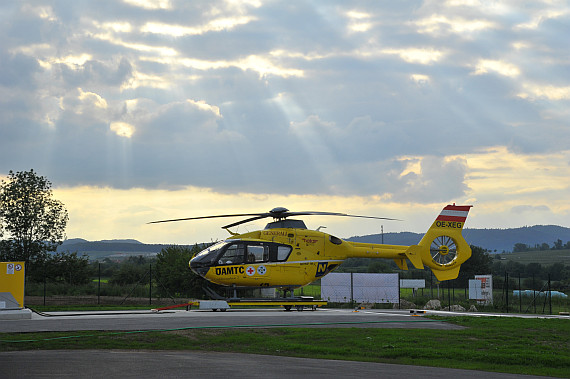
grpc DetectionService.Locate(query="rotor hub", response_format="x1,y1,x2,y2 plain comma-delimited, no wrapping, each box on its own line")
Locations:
430,236,457,266
269,207,289,220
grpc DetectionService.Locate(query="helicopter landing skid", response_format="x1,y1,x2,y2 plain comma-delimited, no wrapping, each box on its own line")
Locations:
152,297,327,312
199,286,327,312
228,297,326,312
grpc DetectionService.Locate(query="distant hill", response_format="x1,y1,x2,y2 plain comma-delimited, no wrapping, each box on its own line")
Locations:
348,225,570,253
57,239,195,260
61,238,89,245
60,238,143,247
60,225,570,260
99,239,143,244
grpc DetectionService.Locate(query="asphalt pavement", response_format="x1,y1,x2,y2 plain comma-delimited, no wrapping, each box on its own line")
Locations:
0,308,464,333
1,308,562,378
0,350,549,379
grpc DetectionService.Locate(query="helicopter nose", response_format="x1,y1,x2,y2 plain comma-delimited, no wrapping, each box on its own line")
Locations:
189,258,209,277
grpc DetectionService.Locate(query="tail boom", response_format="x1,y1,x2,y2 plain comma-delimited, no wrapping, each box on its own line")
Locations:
343,204,472,281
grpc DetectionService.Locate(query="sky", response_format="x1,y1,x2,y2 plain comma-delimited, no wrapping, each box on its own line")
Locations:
1,0,569,245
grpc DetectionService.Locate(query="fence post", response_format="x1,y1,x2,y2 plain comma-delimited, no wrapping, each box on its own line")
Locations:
43,264,47,306
447,280,451,310
98,263,101,305
505,271,509,313
548,274,551,315
518,273,521,313
398,274,401,309
350,272,354,308
533,274,536,314
149,264,152,306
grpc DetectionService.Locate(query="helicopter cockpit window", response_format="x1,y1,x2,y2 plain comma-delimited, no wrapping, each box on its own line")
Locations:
218,244,244,265
277,246,291,261
247,245,268,262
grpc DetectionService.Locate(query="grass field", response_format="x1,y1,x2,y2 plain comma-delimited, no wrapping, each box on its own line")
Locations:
498,249,570,265
1,316,568,377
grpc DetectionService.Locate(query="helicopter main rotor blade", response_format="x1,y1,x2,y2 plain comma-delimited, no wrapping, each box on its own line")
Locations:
147,213,266,224
148,208,401,228
222,215,272,229
285,211,402,221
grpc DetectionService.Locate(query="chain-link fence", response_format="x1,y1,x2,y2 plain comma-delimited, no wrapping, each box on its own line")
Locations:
299,270,569,314
20,262,570,314
23,263,192,307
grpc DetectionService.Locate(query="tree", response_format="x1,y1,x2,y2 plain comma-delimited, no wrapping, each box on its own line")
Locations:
547,262,565,282
0,169,69,263
513,243,529,252
155,245,213,298
367,260,392,273
109,256,153,285
27,251,92,284
525,262,543,278
456,245,493,287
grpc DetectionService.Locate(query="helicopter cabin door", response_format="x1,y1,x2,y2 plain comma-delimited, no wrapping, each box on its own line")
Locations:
296,231,325,281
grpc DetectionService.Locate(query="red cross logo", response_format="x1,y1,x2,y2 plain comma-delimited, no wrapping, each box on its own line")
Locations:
246,266,255,276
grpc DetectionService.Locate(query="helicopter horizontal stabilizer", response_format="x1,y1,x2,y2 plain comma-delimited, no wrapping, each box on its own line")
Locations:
403,245,424,269
393,258,408,270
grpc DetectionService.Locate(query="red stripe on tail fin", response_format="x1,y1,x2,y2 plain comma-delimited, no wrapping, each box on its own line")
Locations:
436,204,472,223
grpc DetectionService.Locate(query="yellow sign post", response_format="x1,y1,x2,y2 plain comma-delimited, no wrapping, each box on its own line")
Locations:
0,261,25,309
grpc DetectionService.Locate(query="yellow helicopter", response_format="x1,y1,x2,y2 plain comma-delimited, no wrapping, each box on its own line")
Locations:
150,204,472,294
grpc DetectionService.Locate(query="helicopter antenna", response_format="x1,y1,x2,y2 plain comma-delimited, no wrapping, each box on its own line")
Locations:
316,226,327,231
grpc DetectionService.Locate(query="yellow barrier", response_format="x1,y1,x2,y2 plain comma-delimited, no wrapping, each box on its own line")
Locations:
0,262,25,309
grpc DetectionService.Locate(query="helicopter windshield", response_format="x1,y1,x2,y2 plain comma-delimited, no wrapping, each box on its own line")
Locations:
191,241,227,267
218,244,244,265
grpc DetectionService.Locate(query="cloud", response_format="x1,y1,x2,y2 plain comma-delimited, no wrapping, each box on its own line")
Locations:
414,14,497,37
472,59,520,77
0,51,41,88
382,48,444,65
110,122,135,138
56,58,134,89
518,84,570,101
141,15,256,36
0,0,569,225
389,156,469,202
123,0,172,11
512,204,551,214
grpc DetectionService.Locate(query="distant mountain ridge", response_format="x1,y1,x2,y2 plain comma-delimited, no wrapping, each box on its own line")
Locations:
61,238,143,246
57,239,193,260
59,240,168,253
59,225,570,260
348,225,570,253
